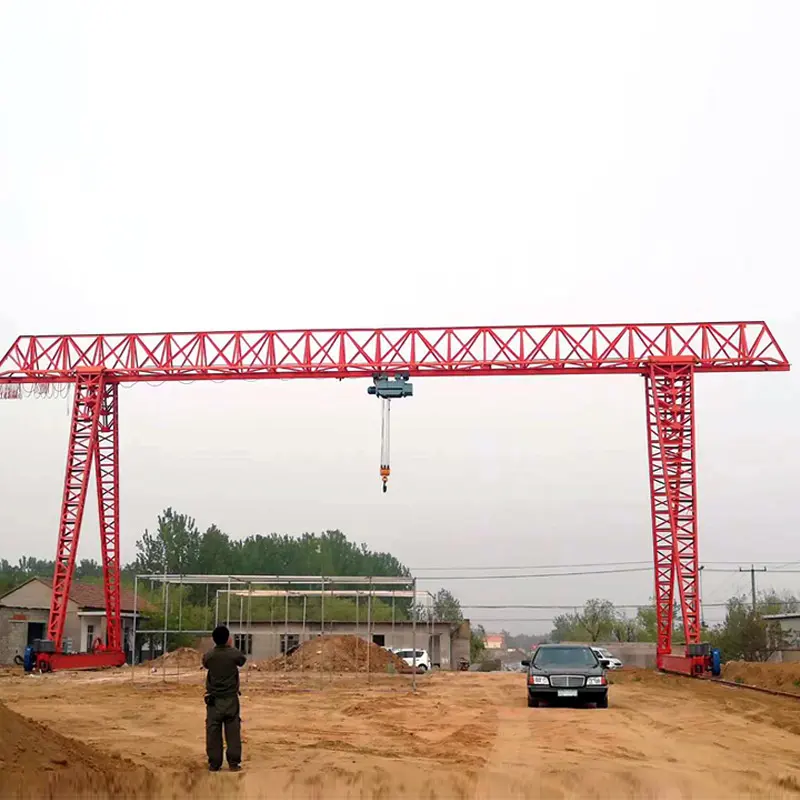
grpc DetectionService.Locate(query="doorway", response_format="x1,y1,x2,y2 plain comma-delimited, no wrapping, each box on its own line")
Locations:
26,622,44,646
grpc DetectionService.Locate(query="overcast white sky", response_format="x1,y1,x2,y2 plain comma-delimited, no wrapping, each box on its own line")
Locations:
1,2,799,633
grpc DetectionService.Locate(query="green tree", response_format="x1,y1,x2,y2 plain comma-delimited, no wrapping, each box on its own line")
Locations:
579,599,617,641
134,508,201,574
470,624,486,662
414,588,464,623
635,605,657,642
196,524,234,574
551,611,583,642
709,590,797,662
551,599,618,642
611,611,640,643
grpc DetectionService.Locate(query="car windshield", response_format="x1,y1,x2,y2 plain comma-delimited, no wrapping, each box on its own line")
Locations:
533,647,598,669
395,650,424,659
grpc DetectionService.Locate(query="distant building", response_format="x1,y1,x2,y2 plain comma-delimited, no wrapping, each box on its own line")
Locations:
0,578,144,665
763,612,800,662
484,632,506,650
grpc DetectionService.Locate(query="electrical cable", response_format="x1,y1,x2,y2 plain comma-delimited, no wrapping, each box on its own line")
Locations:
411,560,651,571
411,559,800,571
415,566,651,581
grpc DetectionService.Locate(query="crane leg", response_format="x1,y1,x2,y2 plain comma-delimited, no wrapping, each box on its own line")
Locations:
95,381,122,654
36,372,127,671
645,362,702,674
48,373,105,649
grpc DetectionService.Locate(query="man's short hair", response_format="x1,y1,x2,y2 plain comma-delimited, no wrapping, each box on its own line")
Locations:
212,625,230,646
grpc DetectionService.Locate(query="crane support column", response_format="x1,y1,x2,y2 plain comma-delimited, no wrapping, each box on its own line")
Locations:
38,371,125,671
95,380,122,653
644,359,702,674
48,373,106,648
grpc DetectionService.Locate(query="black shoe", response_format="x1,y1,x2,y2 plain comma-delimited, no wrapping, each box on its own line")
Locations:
229,764,241,772
209,765,221,772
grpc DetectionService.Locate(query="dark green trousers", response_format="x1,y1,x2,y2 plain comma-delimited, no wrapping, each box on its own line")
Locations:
205,694,242,769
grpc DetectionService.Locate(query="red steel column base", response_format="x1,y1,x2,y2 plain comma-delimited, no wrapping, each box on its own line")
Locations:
659,654,710,677
38,650,126,672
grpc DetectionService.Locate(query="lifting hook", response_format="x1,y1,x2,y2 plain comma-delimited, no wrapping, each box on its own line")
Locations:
368,373,413,493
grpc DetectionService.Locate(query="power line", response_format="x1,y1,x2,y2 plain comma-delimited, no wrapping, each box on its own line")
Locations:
460,600,799,610
411,559,800,572
415,567,651,581
704,568,800,574
411,560,651,571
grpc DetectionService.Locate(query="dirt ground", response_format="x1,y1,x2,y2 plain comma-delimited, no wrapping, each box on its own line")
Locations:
721,660,800,695
2,667,800,799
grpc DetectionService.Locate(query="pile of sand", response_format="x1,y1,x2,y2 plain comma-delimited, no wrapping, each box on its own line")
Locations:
150,647,203,669
257,635,414,673
721,661,800,695
0,701,155,798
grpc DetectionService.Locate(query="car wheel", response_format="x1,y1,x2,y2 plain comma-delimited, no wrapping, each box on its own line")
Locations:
418,664,428,672
596,694,609,709
527,696,539,708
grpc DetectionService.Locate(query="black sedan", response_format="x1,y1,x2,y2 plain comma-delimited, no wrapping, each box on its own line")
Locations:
521,644,610,708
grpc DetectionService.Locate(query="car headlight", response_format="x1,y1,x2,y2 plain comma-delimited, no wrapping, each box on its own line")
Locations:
530,675,549,685
586,676,607,686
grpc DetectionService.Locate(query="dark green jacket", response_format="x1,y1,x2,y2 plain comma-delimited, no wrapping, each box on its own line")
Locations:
203,645,246,698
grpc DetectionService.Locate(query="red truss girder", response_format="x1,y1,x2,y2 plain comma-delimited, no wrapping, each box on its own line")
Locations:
0,322,789,384
645,364,700,661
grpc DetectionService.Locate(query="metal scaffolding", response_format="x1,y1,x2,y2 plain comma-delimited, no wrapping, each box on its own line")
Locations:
131,574,426,691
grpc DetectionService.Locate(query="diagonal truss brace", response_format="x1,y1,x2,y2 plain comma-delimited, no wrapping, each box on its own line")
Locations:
644,361,701,664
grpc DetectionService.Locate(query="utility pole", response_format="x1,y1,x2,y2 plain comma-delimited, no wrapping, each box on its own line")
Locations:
739,564,768,611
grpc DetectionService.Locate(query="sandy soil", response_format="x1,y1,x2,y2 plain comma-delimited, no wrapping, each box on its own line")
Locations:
1,667,800,798
0,698,155,799
721,660,800,695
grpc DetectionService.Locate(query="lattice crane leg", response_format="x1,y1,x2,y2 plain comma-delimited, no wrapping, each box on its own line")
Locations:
41,372,125,671
47,374,105,648
644,361,702,673
95,381,122,653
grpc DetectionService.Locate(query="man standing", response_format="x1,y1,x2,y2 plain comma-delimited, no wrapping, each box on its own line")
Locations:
203,625,247,772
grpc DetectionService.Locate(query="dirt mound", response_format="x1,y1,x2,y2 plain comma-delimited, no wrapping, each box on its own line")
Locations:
0,701,155,798
721,660,800,695
150,647,203,669
258,635,413,673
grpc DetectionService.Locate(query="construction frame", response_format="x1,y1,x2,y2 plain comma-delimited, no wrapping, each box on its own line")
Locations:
131,574,428,691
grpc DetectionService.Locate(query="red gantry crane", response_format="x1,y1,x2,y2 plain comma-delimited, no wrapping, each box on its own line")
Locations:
0,322,789,674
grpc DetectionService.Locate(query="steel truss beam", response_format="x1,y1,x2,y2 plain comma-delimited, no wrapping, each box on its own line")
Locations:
645,361,700,668
0,322,789,384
